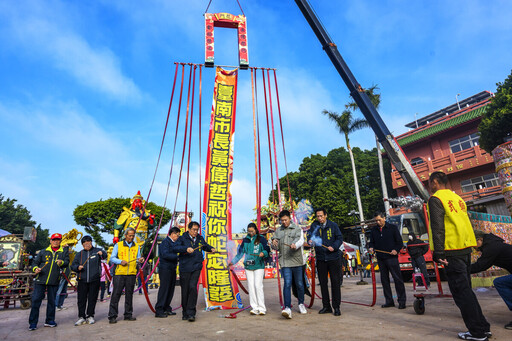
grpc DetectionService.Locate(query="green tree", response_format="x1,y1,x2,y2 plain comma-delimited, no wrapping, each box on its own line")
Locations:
73,198,173,249
0,194,50,254
322,109,370,220
479,70,512,153
276,147,395,227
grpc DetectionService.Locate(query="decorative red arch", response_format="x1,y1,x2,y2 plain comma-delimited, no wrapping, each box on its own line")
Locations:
205,13,249,69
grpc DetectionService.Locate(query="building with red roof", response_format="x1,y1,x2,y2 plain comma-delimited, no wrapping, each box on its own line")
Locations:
391,91,509,216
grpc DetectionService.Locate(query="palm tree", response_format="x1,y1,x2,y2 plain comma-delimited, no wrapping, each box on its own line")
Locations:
346,85,390,215
322,109,369,221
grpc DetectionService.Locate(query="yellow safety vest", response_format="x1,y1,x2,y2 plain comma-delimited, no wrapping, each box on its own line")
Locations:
428,189,476,251
115,241,140,276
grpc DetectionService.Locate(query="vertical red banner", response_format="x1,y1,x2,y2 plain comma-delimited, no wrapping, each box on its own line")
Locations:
201,67,241,309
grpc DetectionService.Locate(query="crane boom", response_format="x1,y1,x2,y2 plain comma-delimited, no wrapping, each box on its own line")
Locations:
294,0,430,201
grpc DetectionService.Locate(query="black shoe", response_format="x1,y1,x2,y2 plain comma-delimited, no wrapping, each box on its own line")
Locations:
124,316,136,321
182,315,189,321
155,313,168,318
109,318,117,324
188,316,195,322
333,308,341,316
485,331,492,337
381,303,395,308
505,321,512,330
166,310,176,316
318,307,333,314
398,303,406,309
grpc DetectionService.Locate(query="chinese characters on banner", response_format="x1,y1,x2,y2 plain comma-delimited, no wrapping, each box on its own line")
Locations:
201,67,241,309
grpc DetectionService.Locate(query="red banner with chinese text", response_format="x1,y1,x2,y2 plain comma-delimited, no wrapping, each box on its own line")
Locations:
201,67,241,309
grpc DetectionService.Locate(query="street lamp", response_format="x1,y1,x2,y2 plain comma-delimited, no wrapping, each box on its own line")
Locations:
348,210,360,224
455,93,461,111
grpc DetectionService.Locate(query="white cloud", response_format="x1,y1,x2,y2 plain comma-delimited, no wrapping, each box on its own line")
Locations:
1,2,142,102
0,99,144,234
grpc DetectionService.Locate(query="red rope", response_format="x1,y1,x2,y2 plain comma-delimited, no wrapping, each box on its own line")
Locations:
102,262,112,282
255,70,263,229
139,268,156,313
172,65,193,216
145,63,179,206
235,0,245,16
198,65,203,228
274,252,284,308
61,271,77,291
138,64,186,275
306,252,316,308
261,69,275,204
266,69,283,210
272,70,293,207
229,268,249,295
339,261,377,307
184,65,197,221
204,0,213,13
250,68,261,229
158,63,187,235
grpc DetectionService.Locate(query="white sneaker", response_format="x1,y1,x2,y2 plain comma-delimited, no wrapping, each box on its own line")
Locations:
74,318,86,326
250,309,258,315
457,331,488,341
281,307,292,319
86,316,95,324
299,304,307,314
259,310,266,315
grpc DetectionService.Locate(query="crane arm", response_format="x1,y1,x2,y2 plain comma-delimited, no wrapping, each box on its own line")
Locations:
294,0,430,201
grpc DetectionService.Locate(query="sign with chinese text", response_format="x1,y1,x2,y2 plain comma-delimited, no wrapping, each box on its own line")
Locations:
201,67,241,309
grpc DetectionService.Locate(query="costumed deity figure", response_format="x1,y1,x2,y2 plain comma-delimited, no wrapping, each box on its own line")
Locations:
113,191,155,244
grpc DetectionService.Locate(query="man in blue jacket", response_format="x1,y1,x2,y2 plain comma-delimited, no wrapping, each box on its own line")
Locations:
307,208,343,316
154,227,187,318
369,211,406,309
176,221,215,322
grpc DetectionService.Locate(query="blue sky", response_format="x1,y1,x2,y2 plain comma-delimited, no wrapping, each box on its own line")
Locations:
1,0,511,238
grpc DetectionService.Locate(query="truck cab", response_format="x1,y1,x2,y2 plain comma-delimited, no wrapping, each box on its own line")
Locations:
386,208,436,282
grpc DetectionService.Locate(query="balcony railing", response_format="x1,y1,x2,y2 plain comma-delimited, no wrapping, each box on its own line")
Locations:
460,186,502,202
392,145,494,189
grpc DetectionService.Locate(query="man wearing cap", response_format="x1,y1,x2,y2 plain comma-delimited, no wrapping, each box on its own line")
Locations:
108,227,144,324
71,236,107,326
28,233,70,331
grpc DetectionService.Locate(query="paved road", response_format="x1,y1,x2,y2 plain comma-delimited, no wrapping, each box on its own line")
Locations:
1,276,510,340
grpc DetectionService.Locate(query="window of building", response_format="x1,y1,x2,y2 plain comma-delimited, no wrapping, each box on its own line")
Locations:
410,157,424,166
460,173,500,193
449,132,480,153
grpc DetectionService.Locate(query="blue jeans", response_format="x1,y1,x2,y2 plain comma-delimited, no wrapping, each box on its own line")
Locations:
494,274,512,311
55,278,68,307
282,266,304,308
29,284,58,326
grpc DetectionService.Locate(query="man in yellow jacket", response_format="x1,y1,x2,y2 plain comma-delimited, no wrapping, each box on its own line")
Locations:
428,171,490,341
108,227,144,324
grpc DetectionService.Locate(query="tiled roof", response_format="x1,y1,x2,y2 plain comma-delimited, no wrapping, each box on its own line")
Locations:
398,106,488,146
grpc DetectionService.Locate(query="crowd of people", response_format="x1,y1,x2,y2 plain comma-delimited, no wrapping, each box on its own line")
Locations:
25,172,512,340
